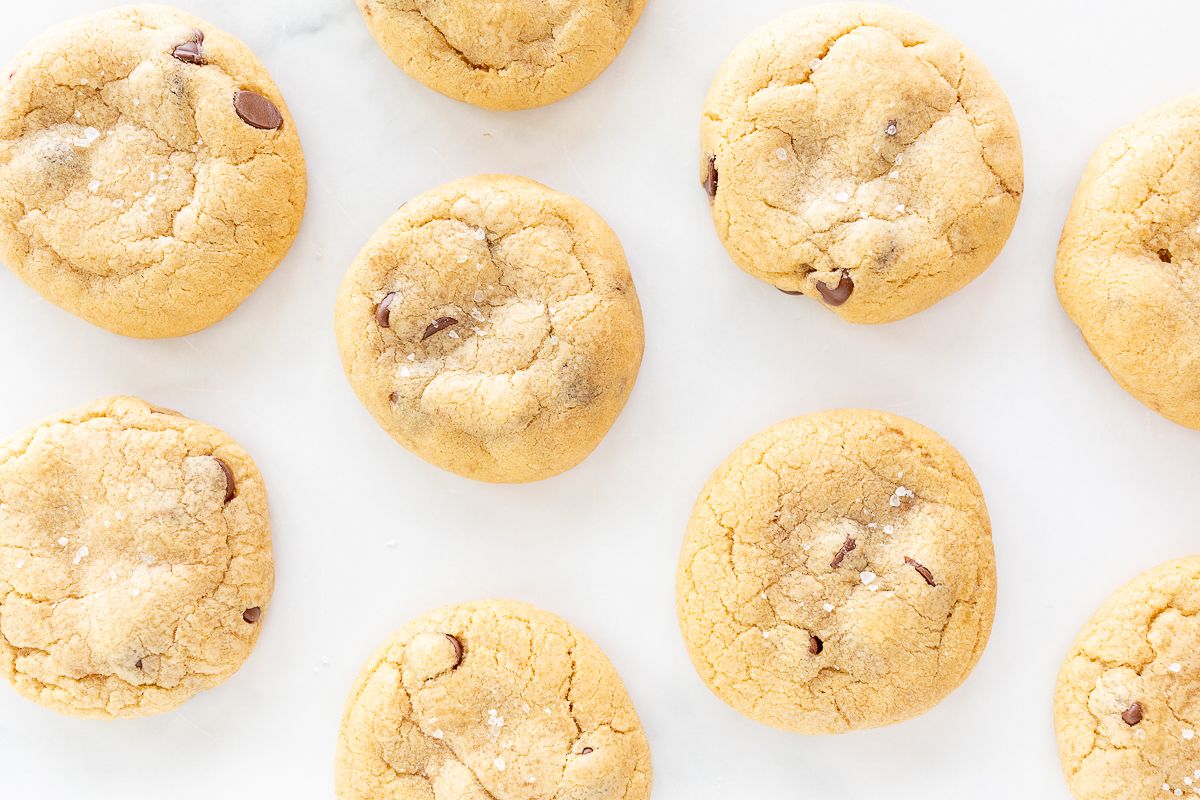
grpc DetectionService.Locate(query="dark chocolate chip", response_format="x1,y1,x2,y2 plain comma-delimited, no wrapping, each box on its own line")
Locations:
234,90,283,130
830,536,857,569
809,635,823,655
1158,248,1173,263
703,156,718,199
1122,701,1143,726
778,288,805,296
135,658,144,670
816,271,854,306
214,457,236,503
886,119,898,137
581,747,594,755
446,634,464,668
242,606,262,624
422,316,459,341
172,30,205,65
375,292,397,328
904,557,936,586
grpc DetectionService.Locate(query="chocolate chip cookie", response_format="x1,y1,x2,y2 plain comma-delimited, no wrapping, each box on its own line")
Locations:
355,0,647,111
1057,94,1200,429
700,3,1023,323
335,174,644,483
1056,556,1200,800
676,409,995,733
0,397,273,718
0,5,306,338
336,600,652,800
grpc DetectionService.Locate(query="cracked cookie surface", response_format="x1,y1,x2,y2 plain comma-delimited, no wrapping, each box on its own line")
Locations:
0,4,306,338
676,409,995,733
0,396,272,718
700,2,1022,324
335,174,644,483
355,0,646,111
1056,94,1200,430
1055,556,1200,800
335,600,652,800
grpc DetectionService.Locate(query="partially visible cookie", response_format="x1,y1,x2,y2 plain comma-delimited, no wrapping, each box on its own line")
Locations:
335,174,644,483
1055,556,1200,800
0,396,273,718
0,5,307,338
355,0,647,111
1057,95,1200,429
700,2,1022,323
336,600,652,800
676,410,995,733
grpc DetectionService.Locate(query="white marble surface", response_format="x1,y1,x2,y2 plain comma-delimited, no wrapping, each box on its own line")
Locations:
1,1,1199,797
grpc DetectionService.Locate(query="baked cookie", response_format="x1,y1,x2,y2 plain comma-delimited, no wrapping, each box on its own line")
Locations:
700,3,1022,324
335,175,643,483
336,600,652,800
0,5,306,338
1057,95,1200,429
355,0,647,111
0,396,272,718
1055,556,1200,800
676,409,995,733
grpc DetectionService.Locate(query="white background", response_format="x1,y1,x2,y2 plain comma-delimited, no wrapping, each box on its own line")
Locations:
1,1,1197,797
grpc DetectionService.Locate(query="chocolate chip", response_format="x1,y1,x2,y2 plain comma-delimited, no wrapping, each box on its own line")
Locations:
580,747,594,755
777,288,805,296
172,30,205,65
904,557,936,586
830,536,857,569
375,292,397,328
1158,248,1173,263
1122,701,1144,726
886,119,898,137
214,457,236,503
809,635,823,655
703,156,718,199
242,607,261,624
816,271,854,306
234,90,282,130
445,634,464,668
135,658,144,670
388,391,399,403
422,316,459,341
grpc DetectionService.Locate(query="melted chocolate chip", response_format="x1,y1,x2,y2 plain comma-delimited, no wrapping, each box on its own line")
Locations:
830,536,857,569
422,316,459,341
904,557,936,586
214,457,236,503
886,119,898,137
580,747,594,755
816,272,854,306
703,156,718,199
242,607,262,624
809,635,823,656
172,30,205,65
1122,702,1144,726
778,288,806,296
375,292,397,328
1158,248,1173,263
446,634,464,668
234,90,283,130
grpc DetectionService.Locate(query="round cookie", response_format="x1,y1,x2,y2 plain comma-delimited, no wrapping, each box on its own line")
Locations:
336,600,652,800
335,175,644,483
355,0,646,111
676,409,995,733
1055,557,1200,800
1056,95,1200,429
0,396,272,718
700,3,1022,324
0,5,307,338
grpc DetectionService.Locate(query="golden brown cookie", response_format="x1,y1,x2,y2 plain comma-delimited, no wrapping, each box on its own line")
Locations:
0,396,273,718
0,5,307,338
335,175,644,483
676,409,995,733
1055,556,1200,800
700,2,1022,323
336,600,652,800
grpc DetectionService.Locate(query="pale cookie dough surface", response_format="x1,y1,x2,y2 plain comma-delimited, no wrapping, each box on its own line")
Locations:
700,2,1022,324
1055,557,1200,800
336,600,652,800
335,174,644,484
0,4,307,338
1056,95,1200,430
355,0,647,111
676,409,995,733
0,396,273,718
